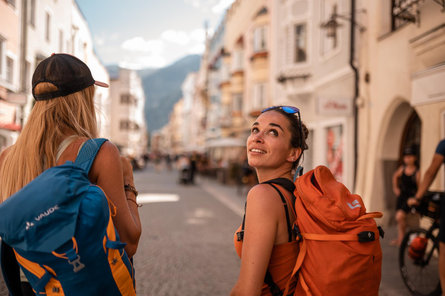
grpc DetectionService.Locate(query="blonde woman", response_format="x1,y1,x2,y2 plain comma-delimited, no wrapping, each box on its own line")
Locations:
0,54,141,293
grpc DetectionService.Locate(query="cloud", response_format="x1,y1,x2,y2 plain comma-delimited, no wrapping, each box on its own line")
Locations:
184,0,202,8
188,43,205,54
94,36,105,46
119,55,167,69
161,30,190,46
121,37,164,54
212,0,235,14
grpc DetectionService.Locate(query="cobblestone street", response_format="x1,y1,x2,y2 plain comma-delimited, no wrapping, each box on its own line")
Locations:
0,165,424,295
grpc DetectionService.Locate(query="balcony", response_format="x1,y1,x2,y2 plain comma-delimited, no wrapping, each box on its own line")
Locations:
410,23,445,68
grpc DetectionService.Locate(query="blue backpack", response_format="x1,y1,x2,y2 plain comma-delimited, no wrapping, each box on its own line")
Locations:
0,138,136,295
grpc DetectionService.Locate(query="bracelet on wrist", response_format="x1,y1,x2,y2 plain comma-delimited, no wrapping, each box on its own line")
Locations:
124,184,138,197
126,197,142,208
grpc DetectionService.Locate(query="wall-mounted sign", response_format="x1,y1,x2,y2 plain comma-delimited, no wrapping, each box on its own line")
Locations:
317,96,352,116
412,64,445,106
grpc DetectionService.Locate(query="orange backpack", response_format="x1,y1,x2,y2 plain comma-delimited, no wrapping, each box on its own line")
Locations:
274,165,383,296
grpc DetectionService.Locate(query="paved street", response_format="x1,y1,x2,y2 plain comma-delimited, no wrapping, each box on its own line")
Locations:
0,165,424,295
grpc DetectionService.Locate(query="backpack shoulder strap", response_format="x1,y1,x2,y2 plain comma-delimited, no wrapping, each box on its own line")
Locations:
0,241,23,296
264,178,295,194
74,138,108,173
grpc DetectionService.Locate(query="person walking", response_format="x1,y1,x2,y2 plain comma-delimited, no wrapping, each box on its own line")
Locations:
0,53,142,294
408,139,445,296
231,106,308,295
391,146,420,246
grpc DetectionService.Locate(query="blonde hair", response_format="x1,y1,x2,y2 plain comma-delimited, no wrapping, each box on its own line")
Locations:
0,83,97,200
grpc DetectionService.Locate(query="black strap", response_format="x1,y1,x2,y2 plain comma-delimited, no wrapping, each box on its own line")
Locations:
263,178,296,195
265,271,283,296
268,184,293,242
236,202,246,241
1,241,24,296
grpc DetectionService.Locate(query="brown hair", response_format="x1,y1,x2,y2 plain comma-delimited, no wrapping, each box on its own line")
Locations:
263,107,309,169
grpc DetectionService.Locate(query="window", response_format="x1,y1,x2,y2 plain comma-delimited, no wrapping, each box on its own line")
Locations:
253,83,266,109
294,24,307,63
231,49,243,72
120,94,135,105
232,93,243,115
119,120,139,131
253,26,267,52
29,0,36,27
45,12,51,42
120,120,130,130
6,57,13,84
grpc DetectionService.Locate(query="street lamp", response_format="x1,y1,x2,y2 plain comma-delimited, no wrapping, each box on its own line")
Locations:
320,5,366,40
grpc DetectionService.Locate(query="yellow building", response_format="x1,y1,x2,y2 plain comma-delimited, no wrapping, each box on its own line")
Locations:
223,0,271,139
356,1,445,218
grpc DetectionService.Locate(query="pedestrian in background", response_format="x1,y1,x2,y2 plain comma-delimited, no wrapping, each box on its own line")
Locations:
408,139,445,295
231,106,308,295
391,146,420,246
0,53,141,294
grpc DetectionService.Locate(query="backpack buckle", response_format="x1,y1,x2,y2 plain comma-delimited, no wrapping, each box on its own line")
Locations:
357,231,375,242
68,255,85,273
293,225,302,240
236,230,244,241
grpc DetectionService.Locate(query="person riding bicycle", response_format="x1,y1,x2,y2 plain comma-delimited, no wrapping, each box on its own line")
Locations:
408,139,445,295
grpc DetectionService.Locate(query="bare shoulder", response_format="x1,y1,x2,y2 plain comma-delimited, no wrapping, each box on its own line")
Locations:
96,140,120,159
247,183,283,208
90,140,122,177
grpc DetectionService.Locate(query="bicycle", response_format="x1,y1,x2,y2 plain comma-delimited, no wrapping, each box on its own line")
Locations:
399,191,444,296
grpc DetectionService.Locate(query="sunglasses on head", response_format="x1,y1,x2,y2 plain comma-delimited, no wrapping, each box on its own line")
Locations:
261,105,304,149
261,106,300,115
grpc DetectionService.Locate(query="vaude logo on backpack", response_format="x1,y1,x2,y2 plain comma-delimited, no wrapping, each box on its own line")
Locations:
0,138,136,296
269,166,383,296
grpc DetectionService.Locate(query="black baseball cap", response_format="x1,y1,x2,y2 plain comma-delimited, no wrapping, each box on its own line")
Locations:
32,53,108,101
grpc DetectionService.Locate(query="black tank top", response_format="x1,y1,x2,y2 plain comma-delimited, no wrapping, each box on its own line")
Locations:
399,167,418,198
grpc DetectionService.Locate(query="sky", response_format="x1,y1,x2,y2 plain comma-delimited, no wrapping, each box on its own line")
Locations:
76,0,235,69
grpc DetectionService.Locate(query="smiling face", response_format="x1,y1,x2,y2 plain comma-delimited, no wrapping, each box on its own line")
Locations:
247,111,300,178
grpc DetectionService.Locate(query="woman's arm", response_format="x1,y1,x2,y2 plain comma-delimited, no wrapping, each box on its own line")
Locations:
392,166,402,196
92,141,142,258
230,185,282,296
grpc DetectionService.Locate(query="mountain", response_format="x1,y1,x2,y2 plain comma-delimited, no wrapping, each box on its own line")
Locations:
141,54,201,132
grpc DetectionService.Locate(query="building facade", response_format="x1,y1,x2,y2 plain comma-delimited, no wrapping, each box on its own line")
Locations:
0,0,110,151
356,0,445,216
271,0,359,189
0,0,22,151
109,68,147,160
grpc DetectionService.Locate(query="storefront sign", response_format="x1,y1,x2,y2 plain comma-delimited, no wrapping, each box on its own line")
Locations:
317,96,352,116
412,64,445,106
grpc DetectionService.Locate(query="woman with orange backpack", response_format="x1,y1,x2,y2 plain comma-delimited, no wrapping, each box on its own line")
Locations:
231,106,382,296
231,106,308,295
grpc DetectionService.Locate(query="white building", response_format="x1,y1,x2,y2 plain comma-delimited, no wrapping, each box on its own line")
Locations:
109,68,147,159
71,3,110,138
271,0,360,189
356,1,445,216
